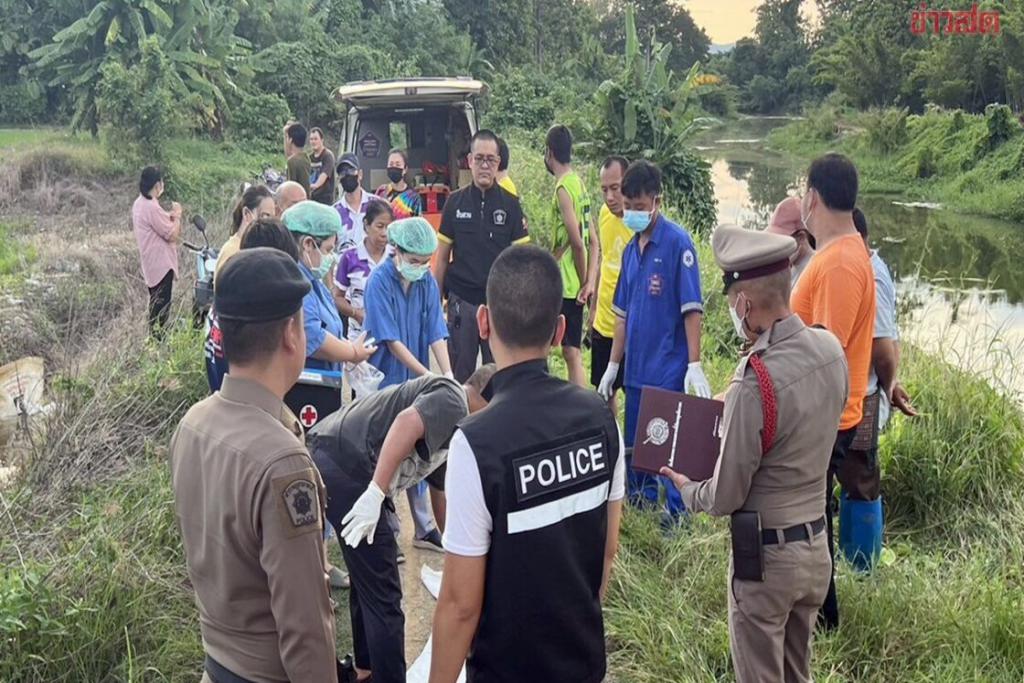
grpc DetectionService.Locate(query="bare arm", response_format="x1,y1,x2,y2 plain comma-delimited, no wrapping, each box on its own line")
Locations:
871,337,898,398
610,315,626,365
311,332,374,364
600,499,622,602
433,241,452,297
371,407,427,491
578,216,602,307
431,339,452,375
684,311,703,364
557,187,587,295
386,340,431,376
429,553,487,683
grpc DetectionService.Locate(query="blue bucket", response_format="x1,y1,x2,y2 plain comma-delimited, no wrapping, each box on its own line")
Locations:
839,494,883,572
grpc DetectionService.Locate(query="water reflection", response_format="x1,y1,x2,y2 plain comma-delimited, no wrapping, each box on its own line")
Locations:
699,118,1024,400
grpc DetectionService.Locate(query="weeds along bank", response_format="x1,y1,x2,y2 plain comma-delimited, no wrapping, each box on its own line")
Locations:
769,104,1024,222
2,135,1024,681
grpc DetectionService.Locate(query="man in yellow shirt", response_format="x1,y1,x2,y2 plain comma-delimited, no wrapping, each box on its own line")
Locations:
581,156,631,413
496,137,517,196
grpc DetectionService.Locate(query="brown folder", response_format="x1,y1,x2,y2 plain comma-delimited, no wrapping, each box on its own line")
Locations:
631,386,725,481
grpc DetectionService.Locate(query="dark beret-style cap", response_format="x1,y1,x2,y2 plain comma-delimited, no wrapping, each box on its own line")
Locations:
214,247,311,322
712,223,798,294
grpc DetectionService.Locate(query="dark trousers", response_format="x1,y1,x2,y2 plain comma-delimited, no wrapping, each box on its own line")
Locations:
314,453,406,683
148,270,174,336
447,292,493,383
819,427,857,631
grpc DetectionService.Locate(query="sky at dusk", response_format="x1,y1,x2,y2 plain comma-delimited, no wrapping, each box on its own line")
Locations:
686,0,821,45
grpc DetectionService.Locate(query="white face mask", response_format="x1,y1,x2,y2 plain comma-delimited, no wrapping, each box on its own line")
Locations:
730,297,749,340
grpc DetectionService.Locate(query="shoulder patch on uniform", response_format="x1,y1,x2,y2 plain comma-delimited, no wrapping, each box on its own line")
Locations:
272,469,322,536
682,249,695,268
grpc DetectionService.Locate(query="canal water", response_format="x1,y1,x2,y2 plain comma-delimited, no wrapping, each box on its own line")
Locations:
697,117,1024,401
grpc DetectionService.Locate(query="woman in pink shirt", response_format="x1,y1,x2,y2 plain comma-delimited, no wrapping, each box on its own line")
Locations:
131,166,181,335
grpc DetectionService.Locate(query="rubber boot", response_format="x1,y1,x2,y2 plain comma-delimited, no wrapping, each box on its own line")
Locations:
839,494,883,572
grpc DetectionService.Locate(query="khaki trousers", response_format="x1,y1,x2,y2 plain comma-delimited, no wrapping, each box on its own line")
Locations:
728,530,830,683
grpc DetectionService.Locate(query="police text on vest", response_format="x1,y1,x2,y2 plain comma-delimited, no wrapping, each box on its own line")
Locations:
513,435,608,502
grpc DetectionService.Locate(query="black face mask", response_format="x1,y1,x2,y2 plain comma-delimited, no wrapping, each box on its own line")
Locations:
340,175,360,193
386,167,404,184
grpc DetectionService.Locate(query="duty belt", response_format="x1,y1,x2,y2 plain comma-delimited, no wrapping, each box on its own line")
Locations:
204,655,256,683
761,516,826,545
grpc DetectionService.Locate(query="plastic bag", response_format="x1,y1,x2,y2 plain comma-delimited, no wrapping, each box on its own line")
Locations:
346,361,384,400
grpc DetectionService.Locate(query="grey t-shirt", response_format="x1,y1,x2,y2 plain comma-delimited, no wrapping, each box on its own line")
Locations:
308,375,468,495
867,250,898,428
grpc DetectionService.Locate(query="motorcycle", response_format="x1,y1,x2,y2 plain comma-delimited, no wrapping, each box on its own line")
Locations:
182,215,218,329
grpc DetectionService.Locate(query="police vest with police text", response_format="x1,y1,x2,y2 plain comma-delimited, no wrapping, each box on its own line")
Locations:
457,359,620,683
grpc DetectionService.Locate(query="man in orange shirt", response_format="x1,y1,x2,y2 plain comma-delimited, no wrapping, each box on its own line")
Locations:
790,153,875,632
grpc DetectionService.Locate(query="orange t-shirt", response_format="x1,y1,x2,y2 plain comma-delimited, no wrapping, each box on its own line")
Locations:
791,233,876,430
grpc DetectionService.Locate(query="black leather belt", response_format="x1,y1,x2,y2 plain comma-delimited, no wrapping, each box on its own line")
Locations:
762,516,826,545
205,655,256,683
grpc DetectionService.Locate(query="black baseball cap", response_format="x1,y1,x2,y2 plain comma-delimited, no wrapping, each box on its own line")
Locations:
215,248,311,322
337,153,360,174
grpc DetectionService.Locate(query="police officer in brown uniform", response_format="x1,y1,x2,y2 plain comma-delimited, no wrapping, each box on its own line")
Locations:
170,247,339,683
662,225,849,683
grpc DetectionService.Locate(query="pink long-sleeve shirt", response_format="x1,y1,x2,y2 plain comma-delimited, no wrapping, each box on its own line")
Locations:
132,194,179,288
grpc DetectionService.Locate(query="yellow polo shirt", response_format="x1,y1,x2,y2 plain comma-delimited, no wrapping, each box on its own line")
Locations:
593,204,632,338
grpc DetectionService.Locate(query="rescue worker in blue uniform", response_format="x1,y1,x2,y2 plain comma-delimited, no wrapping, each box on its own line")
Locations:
598,160,710,522
430,245,625,683
282,201,375,428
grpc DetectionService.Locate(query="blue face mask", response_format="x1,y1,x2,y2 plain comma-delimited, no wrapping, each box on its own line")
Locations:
623,209,653,233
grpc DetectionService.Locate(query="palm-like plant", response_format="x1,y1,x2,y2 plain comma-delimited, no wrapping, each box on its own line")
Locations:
580,5,717,233
29,0,250,136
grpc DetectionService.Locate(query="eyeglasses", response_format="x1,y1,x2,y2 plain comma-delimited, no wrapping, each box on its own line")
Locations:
472,155,500,168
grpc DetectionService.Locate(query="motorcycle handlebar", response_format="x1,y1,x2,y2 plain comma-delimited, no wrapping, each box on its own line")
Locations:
182,241,203,252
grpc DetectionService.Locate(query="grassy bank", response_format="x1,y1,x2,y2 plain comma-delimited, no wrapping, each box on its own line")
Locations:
2,129,1023,681
769,105,1024,222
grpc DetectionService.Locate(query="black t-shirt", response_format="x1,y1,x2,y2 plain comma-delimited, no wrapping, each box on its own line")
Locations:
309,149,336,205
307,375,468,494
439,183,529,306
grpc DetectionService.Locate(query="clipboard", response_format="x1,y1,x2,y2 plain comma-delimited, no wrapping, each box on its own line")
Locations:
631,386,724,481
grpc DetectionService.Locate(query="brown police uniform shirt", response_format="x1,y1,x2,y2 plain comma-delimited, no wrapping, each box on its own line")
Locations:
680,315,849,529
169,375,337,683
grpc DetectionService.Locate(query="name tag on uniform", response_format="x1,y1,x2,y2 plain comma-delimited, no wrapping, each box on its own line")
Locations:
513,436,607,502
456,209,473,220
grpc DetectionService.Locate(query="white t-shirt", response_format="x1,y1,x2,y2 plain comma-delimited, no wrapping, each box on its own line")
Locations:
443,425,627,557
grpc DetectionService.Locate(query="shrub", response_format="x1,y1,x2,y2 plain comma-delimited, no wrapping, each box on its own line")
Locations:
698,83,738,118
915,146,937,178
984,103,1017,149
229,91,293,148
483,68,557,132
864,107,909,154
95,38,182,164
0,81,48,124
802,101,840,141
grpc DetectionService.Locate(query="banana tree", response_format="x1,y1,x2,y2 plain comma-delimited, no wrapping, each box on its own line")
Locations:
581,5,717,233
29,0,178,134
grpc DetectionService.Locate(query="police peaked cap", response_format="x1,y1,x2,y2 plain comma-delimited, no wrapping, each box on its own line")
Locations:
712,223,798,294
215,247,311,322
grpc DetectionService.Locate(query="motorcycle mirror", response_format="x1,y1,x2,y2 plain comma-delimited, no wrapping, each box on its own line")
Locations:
192,215,207,233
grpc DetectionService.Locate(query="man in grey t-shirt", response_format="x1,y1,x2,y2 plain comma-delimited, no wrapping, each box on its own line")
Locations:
848,209,918,502
307,366,495,683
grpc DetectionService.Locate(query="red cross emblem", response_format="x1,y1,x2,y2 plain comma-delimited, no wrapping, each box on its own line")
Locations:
299,404,318,428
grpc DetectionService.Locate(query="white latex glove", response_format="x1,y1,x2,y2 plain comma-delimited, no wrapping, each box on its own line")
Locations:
341,482,386,547
443,370,455,380
597,361,620,401
685,362,712,399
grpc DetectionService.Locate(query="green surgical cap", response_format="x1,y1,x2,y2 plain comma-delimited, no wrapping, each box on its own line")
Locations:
282,200,341,239
388,217,438,256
